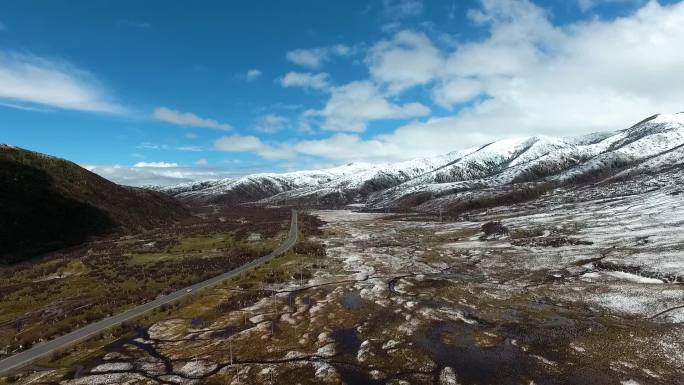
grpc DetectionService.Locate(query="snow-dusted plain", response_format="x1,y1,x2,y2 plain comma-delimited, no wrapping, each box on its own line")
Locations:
23,161,683,384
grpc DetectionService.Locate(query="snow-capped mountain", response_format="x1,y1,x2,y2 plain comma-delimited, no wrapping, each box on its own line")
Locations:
161,113,684,210
161,153,467,205
368,113,684,209
160,162,390,204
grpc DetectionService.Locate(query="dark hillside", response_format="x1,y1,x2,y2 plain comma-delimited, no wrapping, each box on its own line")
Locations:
0,145,189,264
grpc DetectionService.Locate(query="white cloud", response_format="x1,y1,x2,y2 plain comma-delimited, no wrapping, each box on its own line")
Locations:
255,114,289,133
367,30,444,94
292,134,397,161
152,107,232,130
279,72,330,90
195,158,208,166
577,0,595,11
354,0,683,158
214,135,263,152
137,143,163,150
288,0,680,161
316,81,430,132
212,135,293,159
300,116,497,162
86,164,248,187
0,51,122,112
259,125,488,163
0,101,51,112
212,125,477,163
432,77,484,108
134,162,179,168
135,143,203,152
427,0,684,139
215,1,684,165
246,68,262,80
176,145,203,152
286,48,327,68
213,134,295,159
285,44,352,68
330,44,352,56
382,0,424,19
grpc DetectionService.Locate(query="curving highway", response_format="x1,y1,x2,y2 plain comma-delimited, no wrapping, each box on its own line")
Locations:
0,210,298,376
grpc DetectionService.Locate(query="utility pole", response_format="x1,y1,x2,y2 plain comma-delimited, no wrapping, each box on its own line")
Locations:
272,290,276,336
299,259,304,287
229,339,233,365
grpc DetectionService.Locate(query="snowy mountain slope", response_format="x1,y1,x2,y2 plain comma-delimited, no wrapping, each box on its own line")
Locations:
160,162,374,204
550,114,684,183
162,151,470,205
601,142,684,183
256,151,470,206
366,113,684,208
161,113,684,209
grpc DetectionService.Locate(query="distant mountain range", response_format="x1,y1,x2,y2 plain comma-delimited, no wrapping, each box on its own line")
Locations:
161,113,684,210
0,145,189,264
3,113,682,262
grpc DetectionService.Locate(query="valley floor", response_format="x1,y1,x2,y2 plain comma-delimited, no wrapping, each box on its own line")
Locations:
0,207,290,362
3,181,684,385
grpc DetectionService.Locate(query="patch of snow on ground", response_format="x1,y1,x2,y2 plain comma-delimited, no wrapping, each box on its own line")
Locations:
90,362,133,373
605,271,664,284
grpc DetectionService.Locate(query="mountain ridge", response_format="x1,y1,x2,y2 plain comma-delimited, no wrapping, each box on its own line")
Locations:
159,113,684,210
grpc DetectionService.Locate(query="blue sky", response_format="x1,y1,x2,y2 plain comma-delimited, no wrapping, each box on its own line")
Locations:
1,0,683,185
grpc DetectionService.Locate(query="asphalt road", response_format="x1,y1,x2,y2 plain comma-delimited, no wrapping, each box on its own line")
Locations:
0,210,298,376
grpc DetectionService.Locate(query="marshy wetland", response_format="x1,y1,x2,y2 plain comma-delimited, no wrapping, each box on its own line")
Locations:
5,184,684,385
4,181,682,384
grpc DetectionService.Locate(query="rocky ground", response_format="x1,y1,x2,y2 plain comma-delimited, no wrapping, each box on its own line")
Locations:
3,182,683,385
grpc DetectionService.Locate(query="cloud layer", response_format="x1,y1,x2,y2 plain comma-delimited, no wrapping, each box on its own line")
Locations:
315,81,431,132
218,0,684,164
246,69,262,80
279,72,330,90
21,0,684,186
367,30,443,94
0,52,121,112
285,44,352,68
134,161,179,168
153,107,232,130
255,114,290,133
85,163,245,187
